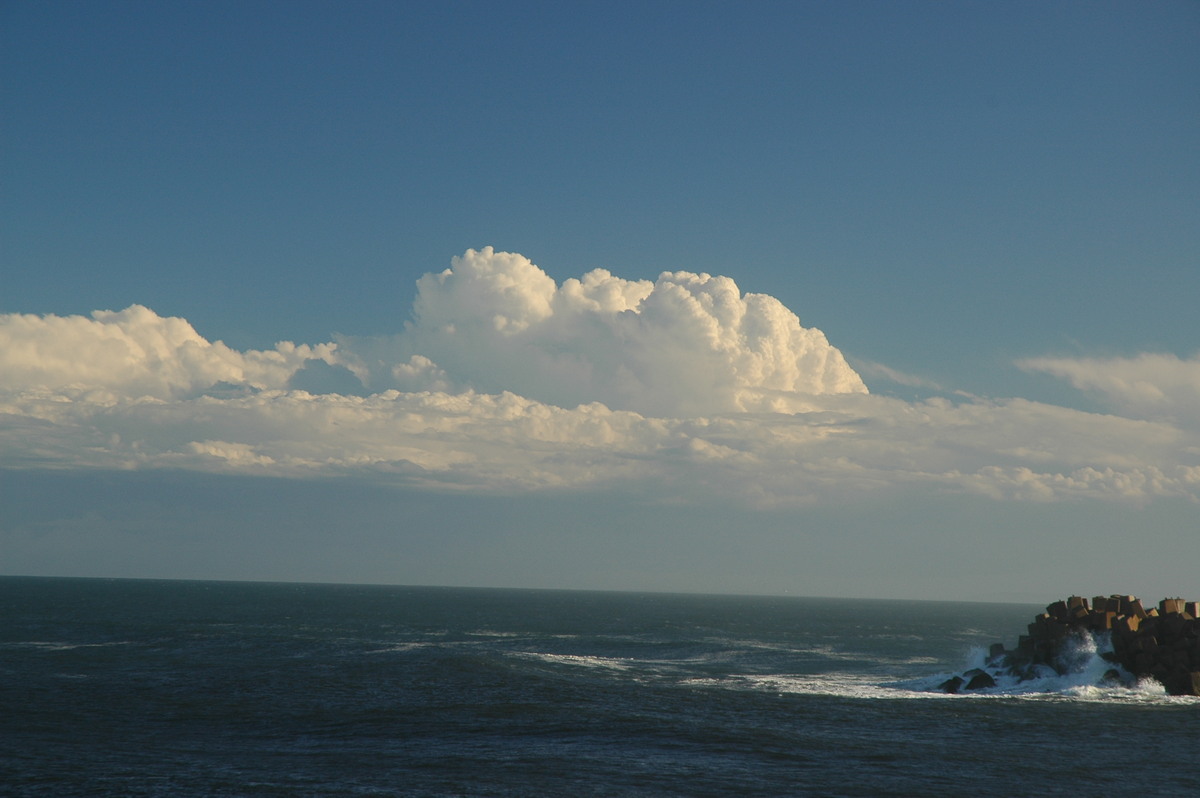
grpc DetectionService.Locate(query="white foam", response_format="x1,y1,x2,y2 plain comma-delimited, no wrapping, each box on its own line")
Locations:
510,652,634,672
677,634,1197,705
7,640,133,651
887,632,1196,704
682,670,1194,705
685,672,931,701
362,642,438,654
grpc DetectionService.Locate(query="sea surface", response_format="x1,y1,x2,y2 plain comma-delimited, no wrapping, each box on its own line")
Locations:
1,577,1196,797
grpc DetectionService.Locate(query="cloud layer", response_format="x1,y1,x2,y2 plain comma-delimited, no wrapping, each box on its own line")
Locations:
2,249,1197,505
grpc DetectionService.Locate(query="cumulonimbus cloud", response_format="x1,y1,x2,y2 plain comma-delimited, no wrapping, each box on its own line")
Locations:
1,249,1197,505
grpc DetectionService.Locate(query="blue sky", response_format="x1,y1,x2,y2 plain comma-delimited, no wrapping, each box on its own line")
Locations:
2,2,1198,601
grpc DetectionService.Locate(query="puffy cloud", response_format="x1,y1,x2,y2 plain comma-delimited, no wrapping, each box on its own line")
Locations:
0,305,341,400
355,247,867,416
1,250,1197,506
1018,353,1200,426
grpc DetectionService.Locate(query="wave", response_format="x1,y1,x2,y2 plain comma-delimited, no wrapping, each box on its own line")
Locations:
677,632,1199,705
682,669,1190,705
888,630,1198,702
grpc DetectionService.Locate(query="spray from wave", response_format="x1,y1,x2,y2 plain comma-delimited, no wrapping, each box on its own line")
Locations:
895,594,1200,701
890,631,1164,700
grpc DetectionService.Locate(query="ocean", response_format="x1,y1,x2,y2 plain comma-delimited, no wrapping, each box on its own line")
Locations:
1,577,1196,797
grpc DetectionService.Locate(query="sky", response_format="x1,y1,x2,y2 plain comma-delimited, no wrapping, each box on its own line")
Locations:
2,1,1198,602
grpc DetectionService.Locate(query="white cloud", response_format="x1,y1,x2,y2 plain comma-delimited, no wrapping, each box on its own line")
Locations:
1,250,1197,506
350,247,867,416
1018,353,1200,426
849,358,943,391
3,377,1196,507
0,305,340,400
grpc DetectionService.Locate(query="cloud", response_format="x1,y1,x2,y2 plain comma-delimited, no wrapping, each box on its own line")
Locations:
3,385,1195,505
1,249,1197,506
343,247,867,416
0,304,341,400
1018,353,1200,426
848,358,943,392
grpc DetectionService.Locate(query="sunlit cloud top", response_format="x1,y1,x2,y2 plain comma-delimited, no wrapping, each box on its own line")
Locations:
345,247,867,417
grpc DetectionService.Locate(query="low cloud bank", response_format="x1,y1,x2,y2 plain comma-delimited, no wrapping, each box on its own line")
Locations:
2,249,1197,505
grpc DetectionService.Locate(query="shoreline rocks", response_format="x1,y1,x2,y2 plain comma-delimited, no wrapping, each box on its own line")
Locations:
939,595,1200,696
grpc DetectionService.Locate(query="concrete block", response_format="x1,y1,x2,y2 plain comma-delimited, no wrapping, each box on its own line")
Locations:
1161,598,1185,615
1114,614,1141,635
1000,596,1200,694
1162,667,1200,696
1186,671,1200,697
1161,613,1186,639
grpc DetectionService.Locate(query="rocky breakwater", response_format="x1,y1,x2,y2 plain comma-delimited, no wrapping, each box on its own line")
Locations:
940,595,1200,696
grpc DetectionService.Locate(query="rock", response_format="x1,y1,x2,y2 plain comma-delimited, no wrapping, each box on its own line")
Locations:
965,671,996,690
938,676,964,694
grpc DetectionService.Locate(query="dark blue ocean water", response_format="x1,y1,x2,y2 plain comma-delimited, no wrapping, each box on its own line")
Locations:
1,577,1196,797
